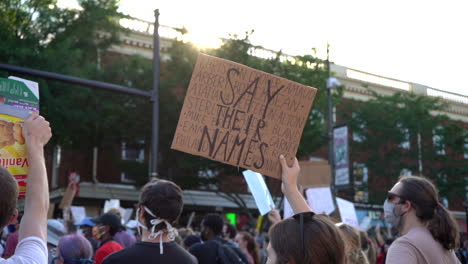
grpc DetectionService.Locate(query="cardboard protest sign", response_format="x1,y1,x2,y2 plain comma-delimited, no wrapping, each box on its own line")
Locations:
59,183,77,209
298,161,331,187
0,77,39,198
172,54,317,178
243,170,275,215
48,202,56,219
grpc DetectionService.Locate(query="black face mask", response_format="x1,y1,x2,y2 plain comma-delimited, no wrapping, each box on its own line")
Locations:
7,224,16,233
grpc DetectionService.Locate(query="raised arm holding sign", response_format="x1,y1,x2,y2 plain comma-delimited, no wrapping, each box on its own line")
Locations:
0,112,52,264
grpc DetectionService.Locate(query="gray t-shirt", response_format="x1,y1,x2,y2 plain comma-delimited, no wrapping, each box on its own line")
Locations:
386,227,460,264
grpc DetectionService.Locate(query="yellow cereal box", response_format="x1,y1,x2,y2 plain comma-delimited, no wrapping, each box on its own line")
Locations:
0,77,39,198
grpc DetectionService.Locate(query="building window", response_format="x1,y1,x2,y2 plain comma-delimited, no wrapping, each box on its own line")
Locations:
352,113,365,142
198,169,218,190
432,125,446,155
121,141,145,183
397,123,410,150
353,162,368,202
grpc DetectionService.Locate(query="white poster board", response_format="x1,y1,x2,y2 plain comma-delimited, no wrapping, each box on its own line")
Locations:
104,199,120,213
336,197,359,229
243,170,275,215
360,216,372,231
283,197,294,219
305,187,335,215
70,206,86,224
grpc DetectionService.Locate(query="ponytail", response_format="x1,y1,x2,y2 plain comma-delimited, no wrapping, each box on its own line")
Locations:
398,176,460,251
428,204,460,250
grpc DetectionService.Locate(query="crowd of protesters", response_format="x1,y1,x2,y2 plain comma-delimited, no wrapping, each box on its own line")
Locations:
0,113,466,264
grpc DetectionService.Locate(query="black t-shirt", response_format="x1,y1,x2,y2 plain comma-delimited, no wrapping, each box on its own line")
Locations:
102,241,198,264
189,238,249,264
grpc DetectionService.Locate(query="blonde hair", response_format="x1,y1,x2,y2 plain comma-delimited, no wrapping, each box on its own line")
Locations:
336,223,369,264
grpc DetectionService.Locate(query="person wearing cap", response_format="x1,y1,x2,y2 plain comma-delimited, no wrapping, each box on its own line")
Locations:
106,209,136,249
46,220,66,264
102,179,197,264
90,213,123,264
75,218,98,252
0,112,52,264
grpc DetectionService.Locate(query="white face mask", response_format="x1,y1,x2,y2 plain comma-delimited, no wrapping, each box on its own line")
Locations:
383,199,402,227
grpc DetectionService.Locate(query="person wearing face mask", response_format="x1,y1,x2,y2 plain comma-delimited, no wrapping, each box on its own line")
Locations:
74,218,98,252
90,213,123,264
189,213,250,264
102,179,197,264
384,176,460,264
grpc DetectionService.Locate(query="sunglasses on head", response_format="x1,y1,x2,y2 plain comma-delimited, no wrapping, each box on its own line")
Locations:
387,192,407,204
292,212,315,258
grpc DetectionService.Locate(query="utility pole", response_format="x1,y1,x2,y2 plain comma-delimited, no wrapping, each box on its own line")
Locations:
150,9,160,180
326,43,335,195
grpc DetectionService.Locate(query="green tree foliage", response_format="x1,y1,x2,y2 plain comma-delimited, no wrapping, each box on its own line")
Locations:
342,91,468,204
1,2,338,189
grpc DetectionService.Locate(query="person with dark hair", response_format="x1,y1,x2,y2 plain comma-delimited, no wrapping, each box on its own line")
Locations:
106,209,136,249
102,179,196,264
235,232,261,264
266,155,345,264
50,234,94,264
189,213,249,264
385,175,461,263
91,213,123,264
0,112,52,264
183,235,201,250
223,223,237,243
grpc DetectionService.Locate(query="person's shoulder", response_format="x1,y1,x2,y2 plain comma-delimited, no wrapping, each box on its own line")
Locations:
386,237,418,263
169,243,198,263
188,241,206,251
400,227,437,247
1,237,48,264
102,245,137,264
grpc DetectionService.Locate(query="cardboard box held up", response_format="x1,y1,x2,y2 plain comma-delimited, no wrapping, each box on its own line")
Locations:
0,77,39,198
171,54,317,178
298,160,332,188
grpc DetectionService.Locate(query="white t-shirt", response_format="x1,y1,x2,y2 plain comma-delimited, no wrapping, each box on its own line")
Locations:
0,237,47,264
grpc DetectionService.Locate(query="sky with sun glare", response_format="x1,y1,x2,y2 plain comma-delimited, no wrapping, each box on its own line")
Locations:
59,0,468,97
